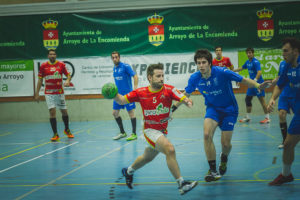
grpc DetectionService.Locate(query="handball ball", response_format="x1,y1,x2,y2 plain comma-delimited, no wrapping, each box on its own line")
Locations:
102,83,118,99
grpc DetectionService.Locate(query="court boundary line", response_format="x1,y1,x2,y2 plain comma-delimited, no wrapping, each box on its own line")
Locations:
14,142,131,200
0,142,79,174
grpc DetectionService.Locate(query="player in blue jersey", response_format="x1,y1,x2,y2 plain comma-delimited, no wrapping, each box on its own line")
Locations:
234,48,270,124
268,37,300,186
111,51,138,141
270,60,296,149
173,49,269,181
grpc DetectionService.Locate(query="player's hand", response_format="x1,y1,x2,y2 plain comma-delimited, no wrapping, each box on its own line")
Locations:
34,94,40,103
64,80,70,87
184,97,193,108
259,80,272,90
267,99,276,113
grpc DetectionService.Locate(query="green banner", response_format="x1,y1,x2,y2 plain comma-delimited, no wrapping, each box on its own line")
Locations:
238,49,282,80
0,60,34,71
1,2,300,60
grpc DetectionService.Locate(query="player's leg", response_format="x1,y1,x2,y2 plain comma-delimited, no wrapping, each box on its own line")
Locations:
112,100,126,140
125,103,137,141
269,115,300,186
203,116,221,182
122,146,159,189
239,93,253,123
58,94,73,138
154,132,198,194
258,92,270,124
45,94,59,141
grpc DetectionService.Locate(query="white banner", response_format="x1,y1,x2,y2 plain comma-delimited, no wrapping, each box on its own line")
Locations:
34,51,238,95
0,60,34,97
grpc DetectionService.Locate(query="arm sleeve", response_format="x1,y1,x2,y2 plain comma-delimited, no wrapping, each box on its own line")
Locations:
185,74,198,94
124,89,139,103
125,64,136,77
62,62,70,77
223,68,244,82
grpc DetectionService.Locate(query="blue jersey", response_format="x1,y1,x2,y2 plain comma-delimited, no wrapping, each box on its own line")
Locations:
185,66,243,114
278,56,300,113
113,62,136,95
278,60,295,98
242,57,264,83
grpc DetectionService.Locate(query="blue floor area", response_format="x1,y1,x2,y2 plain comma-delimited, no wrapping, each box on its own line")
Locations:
0,116,299,200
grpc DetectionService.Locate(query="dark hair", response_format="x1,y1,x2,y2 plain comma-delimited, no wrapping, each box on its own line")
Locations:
111,51,120,57
215,46,222,51
194,49,212,65
48,49,56,54
147,63,164,78
282,37,300,51
246,47,254,53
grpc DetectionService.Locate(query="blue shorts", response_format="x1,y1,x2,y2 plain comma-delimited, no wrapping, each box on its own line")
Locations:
288,114,300,135
113,100,136,111
278,96,295,114
246,88,265,97
205,106,238,131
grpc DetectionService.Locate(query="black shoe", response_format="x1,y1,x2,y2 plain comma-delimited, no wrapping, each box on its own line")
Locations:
178,180,198,195
219,162,227,175
122,168,133,189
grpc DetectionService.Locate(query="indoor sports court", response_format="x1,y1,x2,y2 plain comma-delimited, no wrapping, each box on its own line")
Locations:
0,116,299,200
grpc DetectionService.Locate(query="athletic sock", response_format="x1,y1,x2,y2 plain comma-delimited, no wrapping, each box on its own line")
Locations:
50,118,57,135
265,113,270,119
246,113,250,119
127,166,135,175
115,117,125,133
62,115,69,130
282,163,291,176
176,177,184,186
208,160,217,171
220,153,228,163
280,122,287,142
131,117,136,134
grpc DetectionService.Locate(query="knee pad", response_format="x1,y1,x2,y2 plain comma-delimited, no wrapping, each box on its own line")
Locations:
245,96,253,107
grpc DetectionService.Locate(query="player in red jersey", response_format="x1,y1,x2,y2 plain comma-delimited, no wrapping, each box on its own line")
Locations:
212,46,234,70
35,49,74,141
113,63,197,195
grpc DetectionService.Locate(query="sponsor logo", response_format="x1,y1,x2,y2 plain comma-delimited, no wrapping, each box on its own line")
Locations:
144,103,169,116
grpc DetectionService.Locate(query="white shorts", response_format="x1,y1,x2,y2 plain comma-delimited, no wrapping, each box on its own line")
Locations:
45,94,67,110
143,128,167,149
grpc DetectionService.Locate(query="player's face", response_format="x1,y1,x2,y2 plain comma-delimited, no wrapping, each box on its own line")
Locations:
196,58,211,75
246,51,254,60
48,51,56,63
215,48,222,58
150,69,164,89
111,53,120,65
282,43,298,64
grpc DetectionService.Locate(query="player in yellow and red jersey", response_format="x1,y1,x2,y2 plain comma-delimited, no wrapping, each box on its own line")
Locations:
35,49,74,141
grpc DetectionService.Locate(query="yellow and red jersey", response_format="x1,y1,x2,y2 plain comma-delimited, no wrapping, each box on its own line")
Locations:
125,84,186,132
212,57,233,69
38,61,70,94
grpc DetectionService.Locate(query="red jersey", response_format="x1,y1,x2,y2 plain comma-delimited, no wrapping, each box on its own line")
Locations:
125,84,186,132
212,57,233,69
38,61,70,94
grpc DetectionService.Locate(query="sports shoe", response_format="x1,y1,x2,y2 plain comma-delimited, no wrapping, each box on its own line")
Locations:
278,144,284,149
126,134,137,141
260,118,270,124
178,180,198,195
239,117,250,123
64,129,74,138
51,134,60,142
205,170,221,182
122,168,133,189
113,133,127,140
269,173,294,186
219,162,227,175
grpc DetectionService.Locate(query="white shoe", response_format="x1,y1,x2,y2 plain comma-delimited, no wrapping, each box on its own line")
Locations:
278,144,284,149
113,133,127,140
178,180,198,195
239,117,251,123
